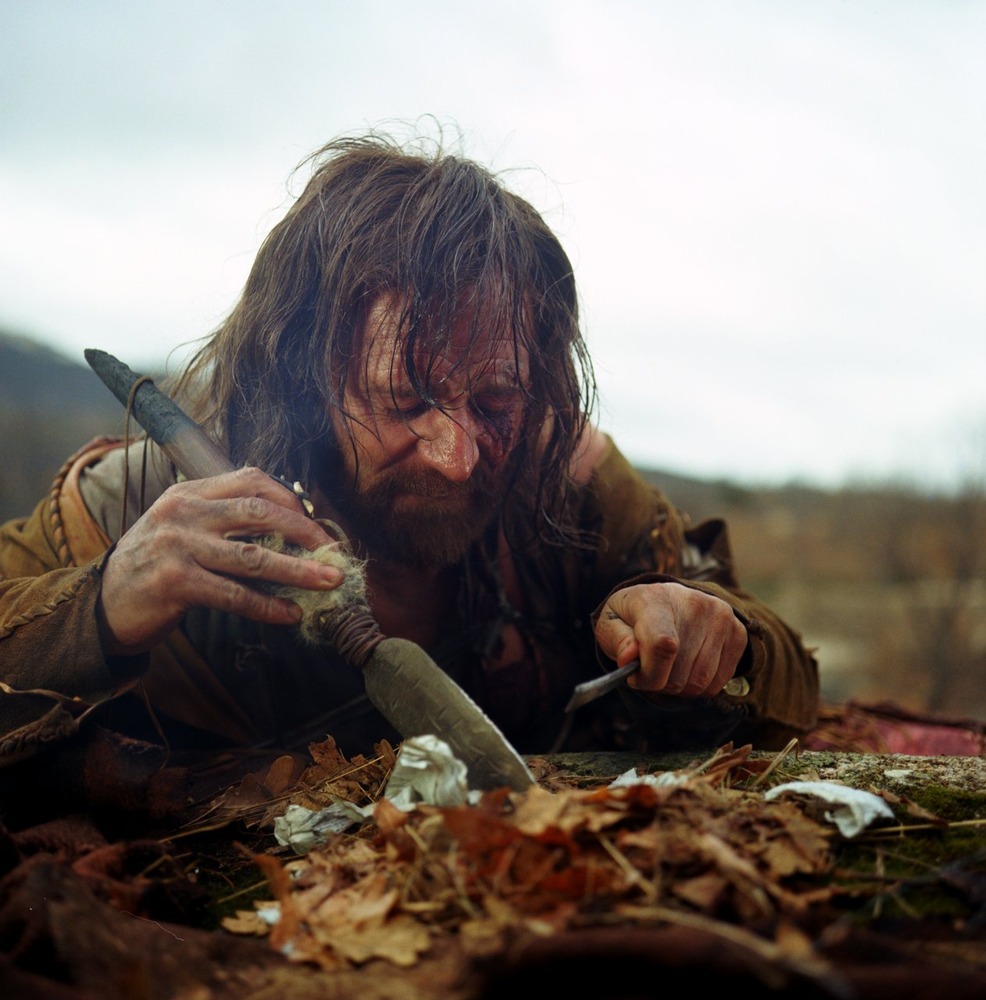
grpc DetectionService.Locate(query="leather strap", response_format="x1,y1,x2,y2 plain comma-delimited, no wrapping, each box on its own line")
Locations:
48,437,126,567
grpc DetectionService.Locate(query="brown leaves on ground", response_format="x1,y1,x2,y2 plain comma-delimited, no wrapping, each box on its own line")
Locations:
224,743,836,974
186,737,398,833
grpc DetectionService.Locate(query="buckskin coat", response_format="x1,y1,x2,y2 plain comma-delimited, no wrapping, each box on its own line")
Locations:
0,434,818,791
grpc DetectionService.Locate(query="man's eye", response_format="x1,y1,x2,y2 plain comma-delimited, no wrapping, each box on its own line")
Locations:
387,400,429,420
472,392,520,420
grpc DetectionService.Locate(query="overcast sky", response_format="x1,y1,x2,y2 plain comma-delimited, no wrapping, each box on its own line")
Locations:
1,1,983,490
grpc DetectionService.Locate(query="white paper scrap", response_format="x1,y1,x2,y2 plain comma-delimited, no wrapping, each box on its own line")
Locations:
273,735,478,854
764,780,895,837
384,734,470,810
609,767,689,789
256,903,281,926
273,800,370,853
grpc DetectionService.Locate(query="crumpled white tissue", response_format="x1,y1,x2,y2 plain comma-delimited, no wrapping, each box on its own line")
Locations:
382,733,470,810
273,800,369,853
273,734,471,854
764,780,895,838
609,767,689,790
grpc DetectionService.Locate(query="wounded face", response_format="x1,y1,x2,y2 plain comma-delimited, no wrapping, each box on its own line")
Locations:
329,294,531,568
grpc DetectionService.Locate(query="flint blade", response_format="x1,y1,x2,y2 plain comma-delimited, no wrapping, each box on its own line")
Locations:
364,638,534,791
84,348,233,480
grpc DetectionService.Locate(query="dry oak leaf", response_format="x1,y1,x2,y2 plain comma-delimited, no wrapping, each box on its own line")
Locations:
275,870,432,970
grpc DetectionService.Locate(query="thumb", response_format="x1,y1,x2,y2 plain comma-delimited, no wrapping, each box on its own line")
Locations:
594,604,641,667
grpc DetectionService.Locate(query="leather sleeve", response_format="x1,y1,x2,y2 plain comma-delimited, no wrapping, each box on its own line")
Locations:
0,441,146,764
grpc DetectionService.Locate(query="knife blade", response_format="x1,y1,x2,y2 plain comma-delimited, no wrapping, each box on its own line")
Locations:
84,348,535,792
565,660,750,713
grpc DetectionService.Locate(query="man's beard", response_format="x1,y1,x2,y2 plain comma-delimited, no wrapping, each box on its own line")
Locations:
332,461,508,569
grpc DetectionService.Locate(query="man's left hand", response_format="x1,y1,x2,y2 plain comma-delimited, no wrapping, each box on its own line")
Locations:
594,582,748,698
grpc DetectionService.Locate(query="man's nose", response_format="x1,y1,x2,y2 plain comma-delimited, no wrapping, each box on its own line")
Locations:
416,408,481,482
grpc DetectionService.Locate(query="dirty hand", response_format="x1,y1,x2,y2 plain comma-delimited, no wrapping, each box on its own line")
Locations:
594,582,748,698
97,467,343,656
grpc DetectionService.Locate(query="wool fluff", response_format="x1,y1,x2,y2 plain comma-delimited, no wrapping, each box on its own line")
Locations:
254,534,369,645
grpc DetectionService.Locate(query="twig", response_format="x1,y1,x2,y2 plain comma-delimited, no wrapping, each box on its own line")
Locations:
216,879,271,906
750,738,800,789
596,834,657,901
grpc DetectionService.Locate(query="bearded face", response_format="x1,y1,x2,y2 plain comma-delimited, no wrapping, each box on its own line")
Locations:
326,294,530,569
330,457,508,568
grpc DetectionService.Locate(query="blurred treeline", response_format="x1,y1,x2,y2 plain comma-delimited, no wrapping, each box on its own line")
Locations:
3,330,984,721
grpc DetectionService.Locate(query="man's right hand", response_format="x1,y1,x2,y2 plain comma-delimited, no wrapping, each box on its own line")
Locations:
96,467,343,656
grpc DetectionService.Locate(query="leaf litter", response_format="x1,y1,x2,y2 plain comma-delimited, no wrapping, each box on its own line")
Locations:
218,739,852,976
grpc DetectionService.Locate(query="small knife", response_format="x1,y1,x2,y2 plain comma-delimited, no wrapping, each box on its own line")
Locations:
565,660,750,713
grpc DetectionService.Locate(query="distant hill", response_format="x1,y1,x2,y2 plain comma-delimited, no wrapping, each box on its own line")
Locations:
0,331,136,521
0,333,115,410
